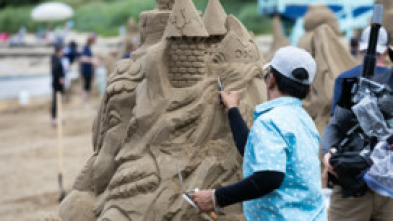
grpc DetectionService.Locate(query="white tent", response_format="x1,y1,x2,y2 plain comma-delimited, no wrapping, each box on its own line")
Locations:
31,2,74,22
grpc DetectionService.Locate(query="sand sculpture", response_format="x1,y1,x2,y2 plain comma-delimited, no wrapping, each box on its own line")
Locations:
59,0,266,220
383,0,393,43
298,5,357,133
298,4,340,53
265,15,290,61
117,18,140,61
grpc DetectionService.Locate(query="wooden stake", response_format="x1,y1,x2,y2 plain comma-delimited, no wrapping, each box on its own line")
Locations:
56,92,66,202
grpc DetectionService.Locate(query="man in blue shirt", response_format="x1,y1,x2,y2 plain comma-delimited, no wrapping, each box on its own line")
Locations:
193,46,326,220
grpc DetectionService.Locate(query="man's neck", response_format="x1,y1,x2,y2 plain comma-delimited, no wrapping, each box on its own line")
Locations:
268,90,289,101
360,54,386,67
376,56,386,67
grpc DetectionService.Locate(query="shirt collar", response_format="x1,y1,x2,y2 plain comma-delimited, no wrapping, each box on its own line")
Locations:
254,97,302,118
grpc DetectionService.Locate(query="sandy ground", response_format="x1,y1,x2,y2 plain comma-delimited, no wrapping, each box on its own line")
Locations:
0,91,100,221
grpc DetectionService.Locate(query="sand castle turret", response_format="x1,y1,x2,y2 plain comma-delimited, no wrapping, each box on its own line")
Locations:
156,0,174,10
165,0,209,88
203,0,227,36
164,0,208,38
136,0,174,57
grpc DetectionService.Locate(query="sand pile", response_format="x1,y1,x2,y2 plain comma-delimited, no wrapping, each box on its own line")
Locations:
60,0,266,220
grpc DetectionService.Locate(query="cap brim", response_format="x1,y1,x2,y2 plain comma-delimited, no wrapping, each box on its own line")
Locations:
359,42,387,54
263,62,271,70
359,42,367,52
377,45,387,54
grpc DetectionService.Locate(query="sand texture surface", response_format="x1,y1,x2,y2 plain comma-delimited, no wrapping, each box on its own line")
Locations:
0,96,99,221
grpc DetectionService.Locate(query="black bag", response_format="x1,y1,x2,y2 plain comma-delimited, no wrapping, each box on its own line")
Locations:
329,125,374,198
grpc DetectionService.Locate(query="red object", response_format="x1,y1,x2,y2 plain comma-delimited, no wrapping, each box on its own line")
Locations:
0,32,10,42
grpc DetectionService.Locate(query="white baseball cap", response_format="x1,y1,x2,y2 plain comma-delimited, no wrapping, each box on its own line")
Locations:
359,26,388,54
263,46,316,85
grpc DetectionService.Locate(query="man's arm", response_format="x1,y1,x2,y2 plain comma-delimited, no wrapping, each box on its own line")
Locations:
321,106,353,156
322,106,354,177
227,107,249,156
219,91,249,156
331,77,343,116
215,171,284,207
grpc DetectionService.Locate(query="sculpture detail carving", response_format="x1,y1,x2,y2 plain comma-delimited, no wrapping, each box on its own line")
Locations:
60,0,266,220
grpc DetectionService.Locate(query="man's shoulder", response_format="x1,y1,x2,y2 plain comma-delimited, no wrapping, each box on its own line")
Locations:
255,106,311,131
372,69,393,87
338,65,362,79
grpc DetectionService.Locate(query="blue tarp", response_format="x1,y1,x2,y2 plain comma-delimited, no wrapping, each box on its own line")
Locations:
258,1,372,20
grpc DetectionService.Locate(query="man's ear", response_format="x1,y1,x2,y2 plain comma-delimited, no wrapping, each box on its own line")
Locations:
268,74,276,90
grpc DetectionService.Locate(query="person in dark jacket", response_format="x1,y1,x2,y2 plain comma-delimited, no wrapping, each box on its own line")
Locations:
80,33,97,108
51,44,65,126
322,26,393,221
64,40,80,65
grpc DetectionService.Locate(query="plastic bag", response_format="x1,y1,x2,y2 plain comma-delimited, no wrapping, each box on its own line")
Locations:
364,140,393,197
352,95,392,139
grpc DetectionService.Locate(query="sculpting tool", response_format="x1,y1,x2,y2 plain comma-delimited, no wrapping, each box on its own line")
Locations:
176,163,218,221
217,76,224,105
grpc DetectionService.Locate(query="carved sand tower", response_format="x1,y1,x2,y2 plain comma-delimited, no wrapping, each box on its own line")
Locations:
165,0,209,88
60,0,266,220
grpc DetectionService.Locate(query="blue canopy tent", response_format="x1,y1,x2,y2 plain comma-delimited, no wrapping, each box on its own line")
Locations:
258,0,374,44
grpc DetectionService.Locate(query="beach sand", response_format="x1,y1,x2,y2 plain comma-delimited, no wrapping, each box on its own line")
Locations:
0,93,99,221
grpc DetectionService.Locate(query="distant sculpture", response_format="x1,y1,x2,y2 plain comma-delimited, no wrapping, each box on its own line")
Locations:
298,4,340,53
265,15,290,61
59,0,266,220
298,5,357,133
383,0,393,44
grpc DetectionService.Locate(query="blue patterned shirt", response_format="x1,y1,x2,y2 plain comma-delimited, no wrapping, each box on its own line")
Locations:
243,97,326,221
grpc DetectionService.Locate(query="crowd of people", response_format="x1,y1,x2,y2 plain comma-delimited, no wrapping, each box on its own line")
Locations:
50,33,98,126
191,25,393,221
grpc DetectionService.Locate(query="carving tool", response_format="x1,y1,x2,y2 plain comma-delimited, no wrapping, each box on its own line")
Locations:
176,163,218,221
217,76,224,105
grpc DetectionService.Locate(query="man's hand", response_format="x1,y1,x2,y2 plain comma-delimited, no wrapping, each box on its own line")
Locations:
191,190,214,214
323,148,338,178
60,78,65,85
92,57,100,66
219,91,240,111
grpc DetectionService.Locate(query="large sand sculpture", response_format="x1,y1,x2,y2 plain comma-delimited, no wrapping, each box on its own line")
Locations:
59,0,266,220
383,0,393,43
298,5,357,133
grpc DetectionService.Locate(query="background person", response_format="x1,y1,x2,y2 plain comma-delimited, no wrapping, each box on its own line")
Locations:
80,33,98,108
322,26,393,221
192,46,326,221
330,26,390,115
51,44,65,127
